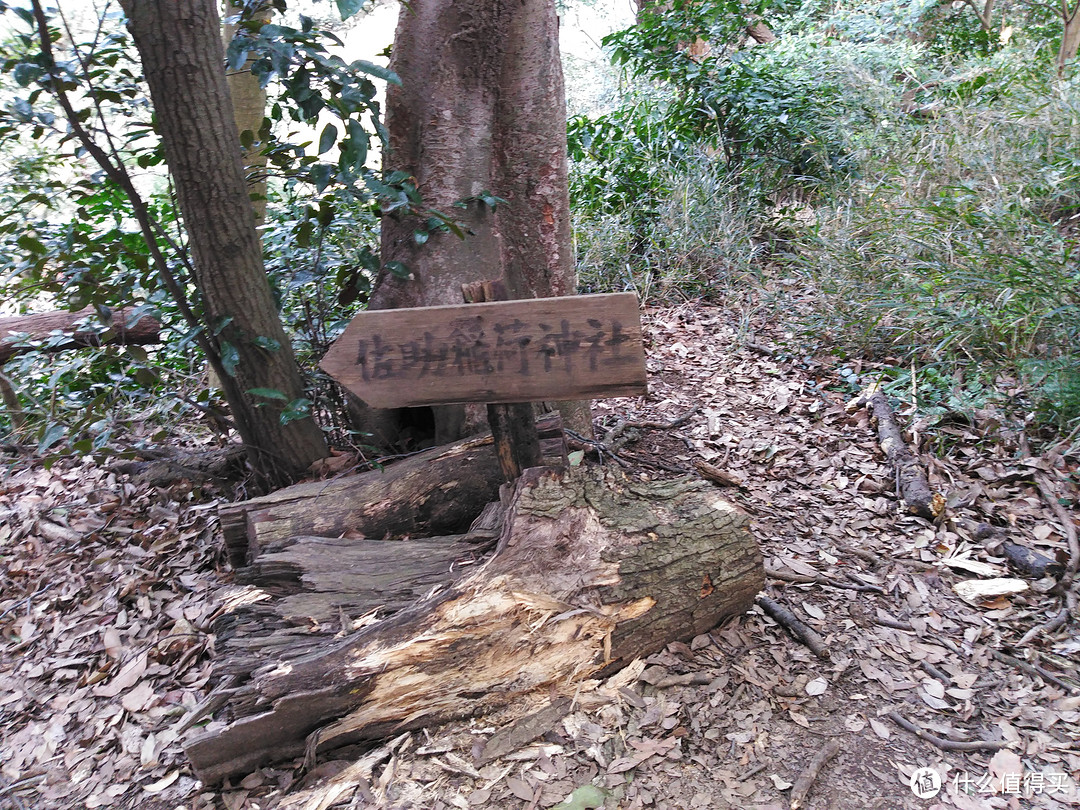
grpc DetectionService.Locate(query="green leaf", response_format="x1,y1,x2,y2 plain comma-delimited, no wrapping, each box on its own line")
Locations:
12,62,43,87
336,0,365,20
247,387,288,401
317,122,338,155
550,785,608,810
568,450,585,467
384,260,410,279
38,423,67,453
219,340,240,377
349,59,400,85
280,397,312,424
253,336,282,351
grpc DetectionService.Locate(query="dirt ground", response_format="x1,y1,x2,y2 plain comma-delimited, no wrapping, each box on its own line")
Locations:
2,301,1078,809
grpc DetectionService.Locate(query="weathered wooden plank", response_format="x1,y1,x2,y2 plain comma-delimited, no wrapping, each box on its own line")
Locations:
319,293,647,408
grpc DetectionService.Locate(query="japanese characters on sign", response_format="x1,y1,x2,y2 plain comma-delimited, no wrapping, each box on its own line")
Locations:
320,293,648,409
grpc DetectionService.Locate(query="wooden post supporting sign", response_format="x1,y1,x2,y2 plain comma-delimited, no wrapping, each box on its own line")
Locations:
461,279,542,480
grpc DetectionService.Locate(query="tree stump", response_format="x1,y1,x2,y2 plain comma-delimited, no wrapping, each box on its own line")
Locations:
186,465,763,783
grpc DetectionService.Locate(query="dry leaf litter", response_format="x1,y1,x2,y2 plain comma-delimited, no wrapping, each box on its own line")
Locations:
2,302,1078,810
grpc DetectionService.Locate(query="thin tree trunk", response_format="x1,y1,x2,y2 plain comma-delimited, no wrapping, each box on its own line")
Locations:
120,0,327,485
222,1,269,226
1058,2,1080,76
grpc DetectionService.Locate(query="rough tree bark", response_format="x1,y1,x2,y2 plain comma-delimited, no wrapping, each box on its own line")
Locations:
356,0,590,447
217,413,567,567
120,0,327,485
185,465,763,783
0,307,160,363
222,0,270,226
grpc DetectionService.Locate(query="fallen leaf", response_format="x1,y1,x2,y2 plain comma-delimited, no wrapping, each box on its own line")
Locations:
805,677,828,696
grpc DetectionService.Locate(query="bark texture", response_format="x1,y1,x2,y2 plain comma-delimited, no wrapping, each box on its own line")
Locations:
0,307,160,363
222,1,270,226
360,0,589,444
120,0,327,484
218,413,567,566
185,465,763,783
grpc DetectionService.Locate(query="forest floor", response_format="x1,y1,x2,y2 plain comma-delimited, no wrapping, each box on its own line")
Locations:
1,299,1079,810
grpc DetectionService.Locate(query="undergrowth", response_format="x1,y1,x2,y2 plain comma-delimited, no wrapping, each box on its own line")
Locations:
570,10,1080,442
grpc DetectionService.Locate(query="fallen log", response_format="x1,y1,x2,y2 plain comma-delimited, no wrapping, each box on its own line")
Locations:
185,465,763,783
852,388,944,521
0,306,161,363
218,412,564,568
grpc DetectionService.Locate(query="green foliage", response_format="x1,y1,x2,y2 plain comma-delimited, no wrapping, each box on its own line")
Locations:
572,0,1080,439
0,0,404,456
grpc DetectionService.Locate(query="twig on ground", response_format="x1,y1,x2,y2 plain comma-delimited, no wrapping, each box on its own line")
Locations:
622,405,701,431
992,650,1080,694
886,712,1008,752
835,543,881,566
756,595,830,660
744,341,776,357
874,617,915,631
790,739,841,810
919,660,951,685
737,762,769,782
1034,473,1079,616
765,564,882,593
1017,607,1069,647
565,429,631,468
693,458,744,487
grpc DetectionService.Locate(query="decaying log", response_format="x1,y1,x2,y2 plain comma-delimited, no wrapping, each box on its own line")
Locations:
0,306,160,363
962,519,1063,580
185,465,763,783
853,389,944,521
218,415,565,567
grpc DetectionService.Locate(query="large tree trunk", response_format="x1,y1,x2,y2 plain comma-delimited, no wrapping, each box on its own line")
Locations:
0,307,160,363
359,0,590,446
120,0,327,486
185,465,763,783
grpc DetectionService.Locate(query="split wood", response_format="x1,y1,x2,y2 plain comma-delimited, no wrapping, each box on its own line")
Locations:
852,388,942,521
886,711,1008,752
790,739,841,810
756,595,830,660
693,458,744,487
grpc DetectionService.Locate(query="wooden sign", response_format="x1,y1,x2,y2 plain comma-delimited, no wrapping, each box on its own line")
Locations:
320,292,647,408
